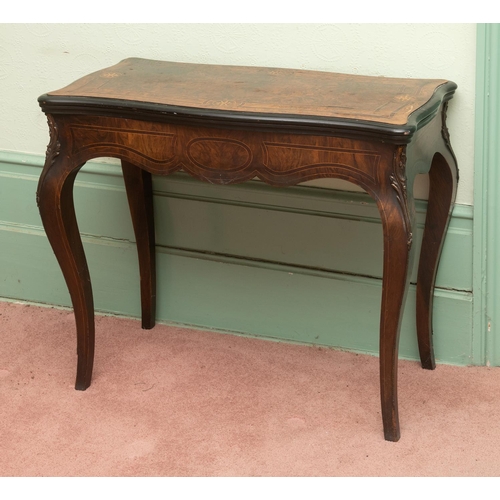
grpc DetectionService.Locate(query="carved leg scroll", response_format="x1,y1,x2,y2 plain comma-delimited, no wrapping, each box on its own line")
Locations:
416,149,458,370
121,161,156,329
37,148,94,390
378,147,416,442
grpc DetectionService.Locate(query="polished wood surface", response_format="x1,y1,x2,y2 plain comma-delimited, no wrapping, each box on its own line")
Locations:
37,59,458,441
43,58,453,133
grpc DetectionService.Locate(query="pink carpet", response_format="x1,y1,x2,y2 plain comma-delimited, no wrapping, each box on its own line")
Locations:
1,300,499,477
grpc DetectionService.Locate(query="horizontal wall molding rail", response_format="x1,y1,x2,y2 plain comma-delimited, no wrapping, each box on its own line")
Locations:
0,150,474,291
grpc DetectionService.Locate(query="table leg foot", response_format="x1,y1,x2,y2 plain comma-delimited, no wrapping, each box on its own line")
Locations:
75,367,92,391
122,161,157,330
384,425,401,442
416,151,458,371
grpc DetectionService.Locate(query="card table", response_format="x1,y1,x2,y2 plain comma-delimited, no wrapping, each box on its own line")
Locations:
37,58,458,441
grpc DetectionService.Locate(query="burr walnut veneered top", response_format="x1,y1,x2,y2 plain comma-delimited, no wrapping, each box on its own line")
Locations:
47,58,451,126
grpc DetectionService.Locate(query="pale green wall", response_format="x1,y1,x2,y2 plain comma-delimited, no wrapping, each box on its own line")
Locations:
0,23,476,204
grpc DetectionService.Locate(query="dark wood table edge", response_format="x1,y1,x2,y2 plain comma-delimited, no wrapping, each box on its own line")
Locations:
38,82,456,144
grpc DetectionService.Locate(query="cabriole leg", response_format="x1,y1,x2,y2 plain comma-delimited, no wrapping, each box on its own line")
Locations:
416,150,458,369
121,161,157,329
377,151,417,441
37,156,94,390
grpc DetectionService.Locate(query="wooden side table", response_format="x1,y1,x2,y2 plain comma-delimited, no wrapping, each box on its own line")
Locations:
37,58,458,441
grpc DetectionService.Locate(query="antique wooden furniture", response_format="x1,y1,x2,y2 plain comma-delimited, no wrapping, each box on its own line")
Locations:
37,58,458,441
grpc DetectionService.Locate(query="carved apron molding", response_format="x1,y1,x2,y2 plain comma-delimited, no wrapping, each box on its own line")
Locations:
37,114,62,208
45,114,61,168
389,145,413,250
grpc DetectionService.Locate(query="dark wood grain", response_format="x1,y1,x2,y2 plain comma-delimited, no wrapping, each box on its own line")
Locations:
37,59,458,442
